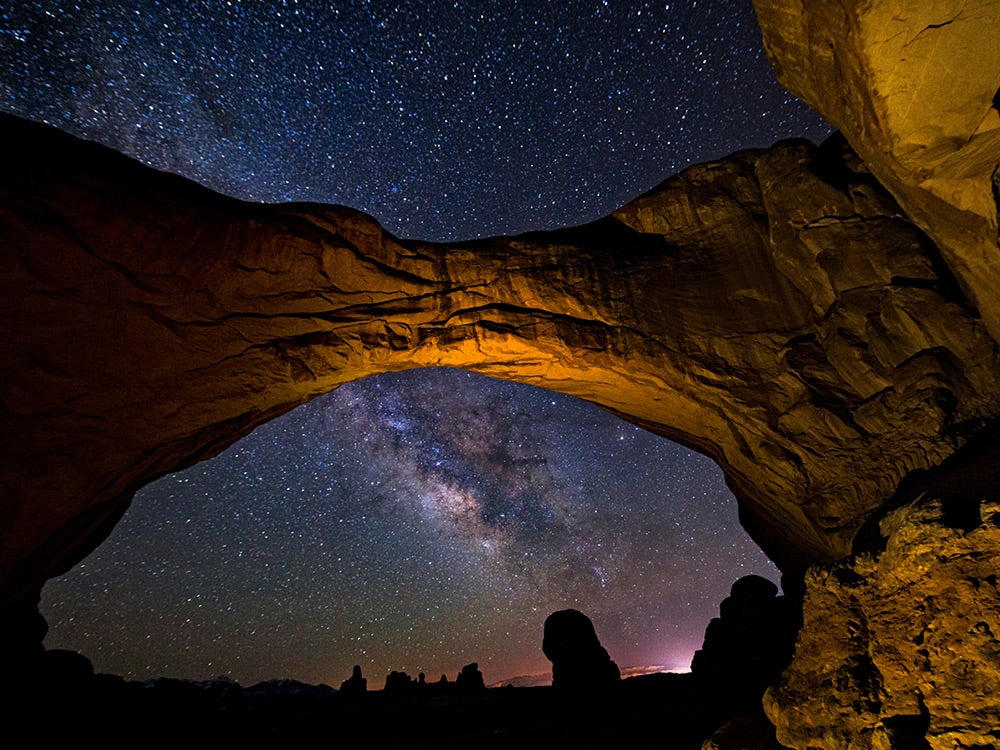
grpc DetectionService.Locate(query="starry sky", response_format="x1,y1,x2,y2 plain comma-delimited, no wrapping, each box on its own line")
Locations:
2,0,830,686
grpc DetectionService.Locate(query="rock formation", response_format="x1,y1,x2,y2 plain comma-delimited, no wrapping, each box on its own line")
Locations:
3,118,997,609
1,1,1000,746
455,663,485,692
542,609,621,691
765,495,1000,750
340,664,367,695
691,575,797,714
383,670,415,693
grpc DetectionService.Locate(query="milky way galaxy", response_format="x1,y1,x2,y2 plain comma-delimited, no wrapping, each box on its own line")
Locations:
40,370,780,685
1,0,830,686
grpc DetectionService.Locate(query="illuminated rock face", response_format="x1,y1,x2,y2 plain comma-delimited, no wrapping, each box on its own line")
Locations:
4,115,996,611
752,3,1000,747
754,0,1000,340
765,497,1000,750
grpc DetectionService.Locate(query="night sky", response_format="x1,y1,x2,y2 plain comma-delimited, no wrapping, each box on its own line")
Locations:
2,0,830,686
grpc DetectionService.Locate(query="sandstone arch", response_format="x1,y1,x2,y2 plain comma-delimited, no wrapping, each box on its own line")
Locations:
3,113,997,608
4,2,1000,745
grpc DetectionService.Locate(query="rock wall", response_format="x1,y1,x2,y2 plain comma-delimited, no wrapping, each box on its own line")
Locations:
754,0,1000,339
750,4,1000,747
765,496,1000,750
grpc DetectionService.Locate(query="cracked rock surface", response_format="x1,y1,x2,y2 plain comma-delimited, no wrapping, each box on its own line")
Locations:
755,0,1000,339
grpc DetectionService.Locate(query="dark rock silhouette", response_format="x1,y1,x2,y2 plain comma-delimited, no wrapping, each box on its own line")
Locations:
7,661,722,745
455,662,485,692
245,679,336,699
1,596,47,679
691,575,798,714
542,609,621,692
42,648,94,683
339,664,367,695
383,670,415,693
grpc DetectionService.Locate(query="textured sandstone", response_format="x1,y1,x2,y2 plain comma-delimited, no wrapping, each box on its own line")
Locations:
765,496,1000,750
754,0,1000,340
4,115,998,612
748,6,1000,744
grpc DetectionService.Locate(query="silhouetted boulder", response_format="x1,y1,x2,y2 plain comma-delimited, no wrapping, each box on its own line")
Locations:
455,662,485,692
691,575,797,713
340,664,367,695
1,596,47,681
542,609,620,692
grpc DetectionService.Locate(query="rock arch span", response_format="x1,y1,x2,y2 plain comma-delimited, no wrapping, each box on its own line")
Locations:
3,113,997,613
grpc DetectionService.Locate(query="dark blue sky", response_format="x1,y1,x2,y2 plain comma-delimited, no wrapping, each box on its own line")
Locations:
2,0,830,685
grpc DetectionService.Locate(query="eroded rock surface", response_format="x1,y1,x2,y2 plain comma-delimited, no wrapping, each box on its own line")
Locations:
765,496,1000,750
755,0,1000,340
4,115,998,620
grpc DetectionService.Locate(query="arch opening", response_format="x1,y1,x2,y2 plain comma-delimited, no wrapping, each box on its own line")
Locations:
40,367,779,687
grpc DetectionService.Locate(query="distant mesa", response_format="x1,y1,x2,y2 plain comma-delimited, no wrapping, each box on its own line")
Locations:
243,678,336,699
340,664,367,695
488,673,552,689
542,609,621,692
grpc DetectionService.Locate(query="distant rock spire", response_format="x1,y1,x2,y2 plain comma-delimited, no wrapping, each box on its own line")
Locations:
542,609,620,692
339,664,367,695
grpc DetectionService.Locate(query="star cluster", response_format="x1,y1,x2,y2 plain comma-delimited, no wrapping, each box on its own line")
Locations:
3,0,830,686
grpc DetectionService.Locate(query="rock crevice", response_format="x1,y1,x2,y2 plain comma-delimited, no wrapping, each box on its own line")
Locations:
766,495,1000,750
